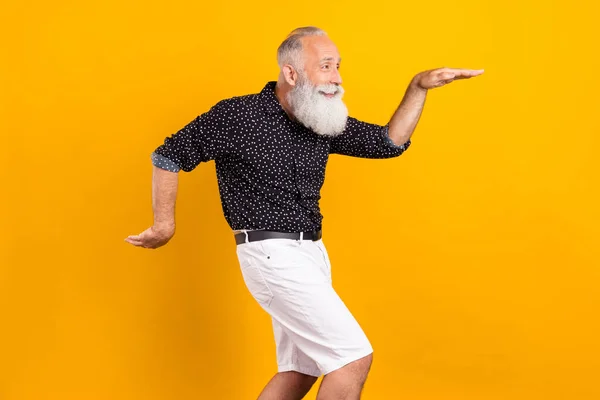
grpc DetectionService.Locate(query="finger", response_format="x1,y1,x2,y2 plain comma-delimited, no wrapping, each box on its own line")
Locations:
439,71,455,80
455,69,485,78
126,227,153,241
125,237,144,246
434,79,452,88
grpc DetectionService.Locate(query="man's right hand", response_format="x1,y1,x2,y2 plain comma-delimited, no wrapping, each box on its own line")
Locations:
124,225,175,249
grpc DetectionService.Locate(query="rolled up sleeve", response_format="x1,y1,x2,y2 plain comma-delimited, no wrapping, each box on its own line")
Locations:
151,152,181,172
152,100,230,172
330,117,411,159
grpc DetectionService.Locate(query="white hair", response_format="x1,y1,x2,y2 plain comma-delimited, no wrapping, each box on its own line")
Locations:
277,26,327,70
287,69,348,137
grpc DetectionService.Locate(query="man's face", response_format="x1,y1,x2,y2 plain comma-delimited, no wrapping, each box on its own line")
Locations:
286,35,348,137
299,35,343,90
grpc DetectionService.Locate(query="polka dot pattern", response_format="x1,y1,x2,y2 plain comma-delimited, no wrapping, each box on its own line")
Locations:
152,81,411,232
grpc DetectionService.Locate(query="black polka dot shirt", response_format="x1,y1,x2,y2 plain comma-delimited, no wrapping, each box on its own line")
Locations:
151,81,411,233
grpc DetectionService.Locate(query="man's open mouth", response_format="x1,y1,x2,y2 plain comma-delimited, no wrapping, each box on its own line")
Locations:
319,91,336,98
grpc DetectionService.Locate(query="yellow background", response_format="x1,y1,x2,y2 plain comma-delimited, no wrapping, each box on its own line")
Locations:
1,0,599,398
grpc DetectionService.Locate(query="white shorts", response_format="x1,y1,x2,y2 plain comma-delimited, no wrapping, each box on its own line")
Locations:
236,236,373,377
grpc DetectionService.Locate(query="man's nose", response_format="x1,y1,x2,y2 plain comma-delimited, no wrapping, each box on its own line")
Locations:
331,68,342,85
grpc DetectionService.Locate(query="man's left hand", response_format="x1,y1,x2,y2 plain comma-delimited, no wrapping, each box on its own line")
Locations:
414,67,484,90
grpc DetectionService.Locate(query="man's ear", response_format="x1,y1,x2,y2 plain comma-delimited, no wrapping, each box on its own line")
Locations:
282,64,298,86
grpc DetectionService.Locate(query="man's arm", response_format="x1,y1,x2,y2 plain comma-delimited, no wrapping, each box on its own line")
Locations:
329,118,412,159
388,67,485,145
387,78,428,146
125,166,178,249
151,166,178,236
125,99,233,249
329,68,483,159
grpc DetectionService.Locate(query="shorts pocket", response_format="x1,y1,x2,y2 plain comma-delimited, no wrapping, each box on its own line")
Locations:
315,240,332,279
240,259,274,308
254,241,272,259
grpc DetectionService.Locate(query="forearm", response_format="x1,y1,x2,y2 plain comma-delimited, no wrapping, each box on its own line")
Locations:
388,77,428,145
152,165,178,232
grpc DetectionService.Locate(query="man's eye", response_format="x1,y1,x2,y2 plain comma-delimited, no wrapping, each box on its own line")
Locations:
322,65,329,70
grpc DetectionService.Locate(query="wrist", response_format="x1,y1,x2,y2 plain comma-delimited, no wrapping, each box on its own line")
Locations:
153,222,175,236
410,74,428,92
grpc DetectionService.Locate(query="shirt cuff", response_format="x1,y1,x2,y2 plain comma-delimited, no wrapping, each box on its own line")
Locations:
151,152,181,172
383,125,412,151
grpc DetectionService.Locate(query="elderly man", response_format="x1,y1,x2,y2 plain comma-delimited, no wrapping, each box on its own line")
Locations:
126,27,483,399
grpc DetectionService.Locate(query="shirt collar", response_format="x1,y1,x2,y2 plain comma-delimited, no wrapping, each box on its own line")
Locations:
260,81,286,115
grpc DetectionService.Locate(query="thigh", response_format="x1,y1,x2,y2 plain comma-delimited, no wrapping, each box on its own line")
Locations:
272,318,321,377
236,238,330,308
245,239,372,375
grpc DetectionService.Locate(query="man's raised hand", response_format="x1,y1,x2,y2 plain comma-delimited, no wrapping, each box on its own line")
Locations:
414,67,484,90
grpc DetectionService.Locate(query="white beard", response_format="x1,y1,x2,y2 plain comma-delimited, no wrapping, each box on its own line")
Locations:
286,77,348,137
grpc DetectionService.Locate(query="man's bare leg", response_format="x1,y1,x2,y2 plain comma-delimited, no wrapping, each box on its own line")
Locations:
257,371,319,400
315,353,373,400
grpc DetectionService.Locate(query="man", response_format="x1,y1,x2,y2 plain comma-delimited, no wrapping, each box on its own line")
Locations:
125,27,483,400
